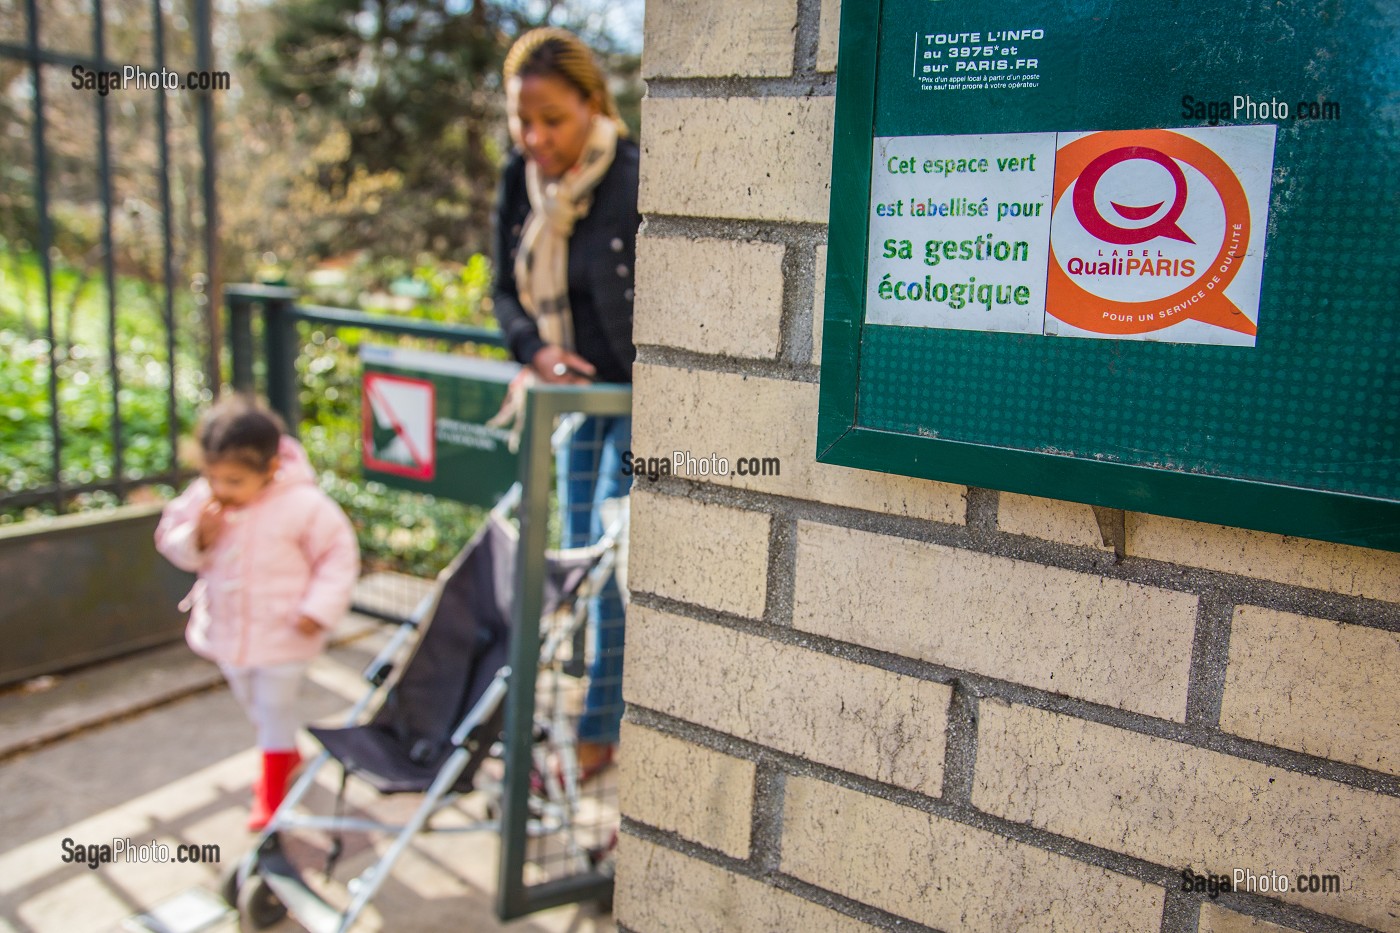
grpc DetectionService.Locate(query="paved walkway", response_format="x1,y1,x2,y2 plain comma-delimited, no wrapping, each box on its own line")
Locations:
0,600,616,933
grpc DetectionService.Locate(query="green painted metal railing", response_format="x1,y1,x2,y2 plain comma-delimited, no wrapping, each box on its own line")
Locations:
497,382,631,919
226,284,507,433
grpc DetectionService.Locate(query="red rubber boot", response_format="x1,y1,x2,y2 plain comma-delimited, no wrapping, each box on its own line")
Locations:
247,749,301,832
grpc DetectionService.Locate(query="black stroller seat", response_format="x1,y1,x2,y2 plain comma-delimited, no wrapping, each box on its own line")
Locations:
311,514,592,795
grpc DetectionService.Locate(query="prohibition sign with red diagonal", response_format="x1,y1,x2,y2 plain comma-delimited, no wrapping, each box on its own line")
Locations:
362,372,436,480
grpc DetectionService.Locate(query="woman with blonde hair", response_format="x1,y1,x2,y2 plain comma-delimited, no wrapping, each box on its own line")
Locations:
492,28,637,779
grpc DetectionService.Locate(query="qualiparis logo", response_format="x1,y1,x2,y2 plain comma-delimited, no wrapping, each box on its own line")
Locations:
1046,127,1275,341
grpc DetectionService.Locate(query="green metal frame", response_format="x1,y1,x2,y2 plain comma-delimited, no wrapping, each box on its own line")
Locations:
815,1,1400,553
497,383,631,920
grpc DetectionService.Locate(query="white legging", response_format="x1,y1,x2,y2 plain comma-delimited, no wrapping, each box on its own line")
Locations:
219,661,309,751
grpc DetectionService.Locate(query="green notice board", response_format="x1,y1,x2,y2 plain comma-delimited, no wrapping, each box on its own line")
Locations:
817,0,1399,551
361,345,521,508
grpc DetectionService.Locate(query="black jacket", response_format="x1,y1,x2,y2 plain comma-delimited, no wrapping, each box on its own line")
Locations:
491,138,640,383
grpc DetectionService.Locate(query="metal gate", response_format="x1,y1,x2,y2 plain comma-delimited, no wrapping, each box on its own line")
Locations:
227,287,627,920
497,381,629,919
0,0,218,515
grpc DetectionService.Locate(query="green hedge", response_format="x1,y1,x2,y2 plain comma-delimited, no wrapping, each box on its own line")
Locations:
1,249,501,577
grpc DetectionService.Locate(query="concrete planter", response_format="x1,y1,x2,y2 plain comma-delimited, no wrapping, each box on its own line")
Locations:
0,504,193,686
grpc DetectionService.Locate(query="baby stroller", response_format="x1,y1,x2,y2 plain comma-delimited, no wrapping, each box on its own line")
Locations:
221,475,625,933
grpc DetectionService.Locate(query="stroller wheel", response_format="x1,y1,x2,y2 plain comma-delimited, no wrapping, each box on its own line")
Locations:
236,874,288,930
222,838,274,907
218,859,243,907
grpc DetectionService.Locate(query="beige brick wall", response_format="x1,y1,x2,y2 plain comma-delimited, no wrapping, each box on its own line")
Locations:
641,0,797,79
625,605,950,796
1221,605,1400,776
1199,904,1304,933
811,244,827,364
632,363,966,521
616,836,876,932
623,4,1400,931
628,489,769,618
782,776,1164,932
973,701,1400,931
634,236,785,359
618,722,755,858
999,492,1114,551
793,520,1197,720
639,97,835,223
816,0,841,73
1127,513,1400,602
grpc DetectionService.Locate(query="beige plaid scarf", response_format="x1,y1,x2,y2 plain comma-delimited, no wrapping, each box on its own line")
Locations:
513,116,620,350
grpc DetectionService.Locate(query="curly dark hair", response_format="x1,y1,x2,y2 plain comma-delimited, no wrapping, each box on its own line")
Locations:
196,394,285,471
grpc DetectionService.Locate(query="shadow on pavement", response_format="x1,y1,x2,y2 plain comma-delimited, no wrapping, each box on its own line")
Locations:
0,624,615,933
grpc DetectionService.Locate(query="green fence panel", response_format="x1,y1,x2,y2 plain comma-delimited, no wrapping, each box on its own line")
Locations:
817,0,1399,551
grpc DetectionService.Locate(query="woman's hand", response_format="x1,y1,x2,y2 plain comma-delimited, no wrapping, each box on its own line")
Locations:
295,615,322,636
530,345,596,385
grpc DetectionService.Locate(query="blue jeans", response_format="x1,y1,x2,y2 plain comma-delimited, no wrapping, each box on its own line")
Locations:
557,415,631,744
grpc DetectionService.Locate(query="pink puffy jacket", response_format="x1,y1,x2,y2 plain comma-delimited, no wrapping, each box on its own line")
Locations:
155,436,360,668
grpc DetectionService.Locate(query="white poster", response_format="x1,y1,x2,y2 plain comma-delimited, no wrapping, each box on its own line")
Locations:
866,132,1055,334
864,126,1277,346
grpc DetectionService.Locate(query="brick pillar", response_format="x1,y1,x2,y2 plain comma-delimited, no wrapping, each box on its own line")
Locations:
618,2,1400,931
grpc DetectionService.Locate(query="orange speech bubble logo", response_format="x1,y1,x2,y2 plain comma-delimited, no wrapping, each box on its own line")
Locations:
1047,129,1256,337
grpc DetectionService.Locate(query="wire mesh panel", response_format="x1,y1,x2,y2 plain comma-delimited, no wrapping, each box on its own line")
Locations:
521,589,621,886
523,411,628,882
498,383,631,919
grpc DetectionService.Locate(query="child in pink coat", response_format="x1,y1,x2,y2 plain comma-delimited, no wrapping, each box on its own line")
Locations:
156,395,359,830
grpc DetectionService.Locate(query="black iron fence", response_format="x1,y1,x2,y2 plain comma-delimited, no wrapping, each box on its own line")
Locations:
0,0,218,516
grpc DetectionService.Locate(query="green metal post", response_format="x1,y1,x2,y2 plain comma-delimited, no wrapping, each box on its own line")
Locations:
495,384,631,920
496,386,556,921
228,295,255,395
263,296,300,436
192,0,221,396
